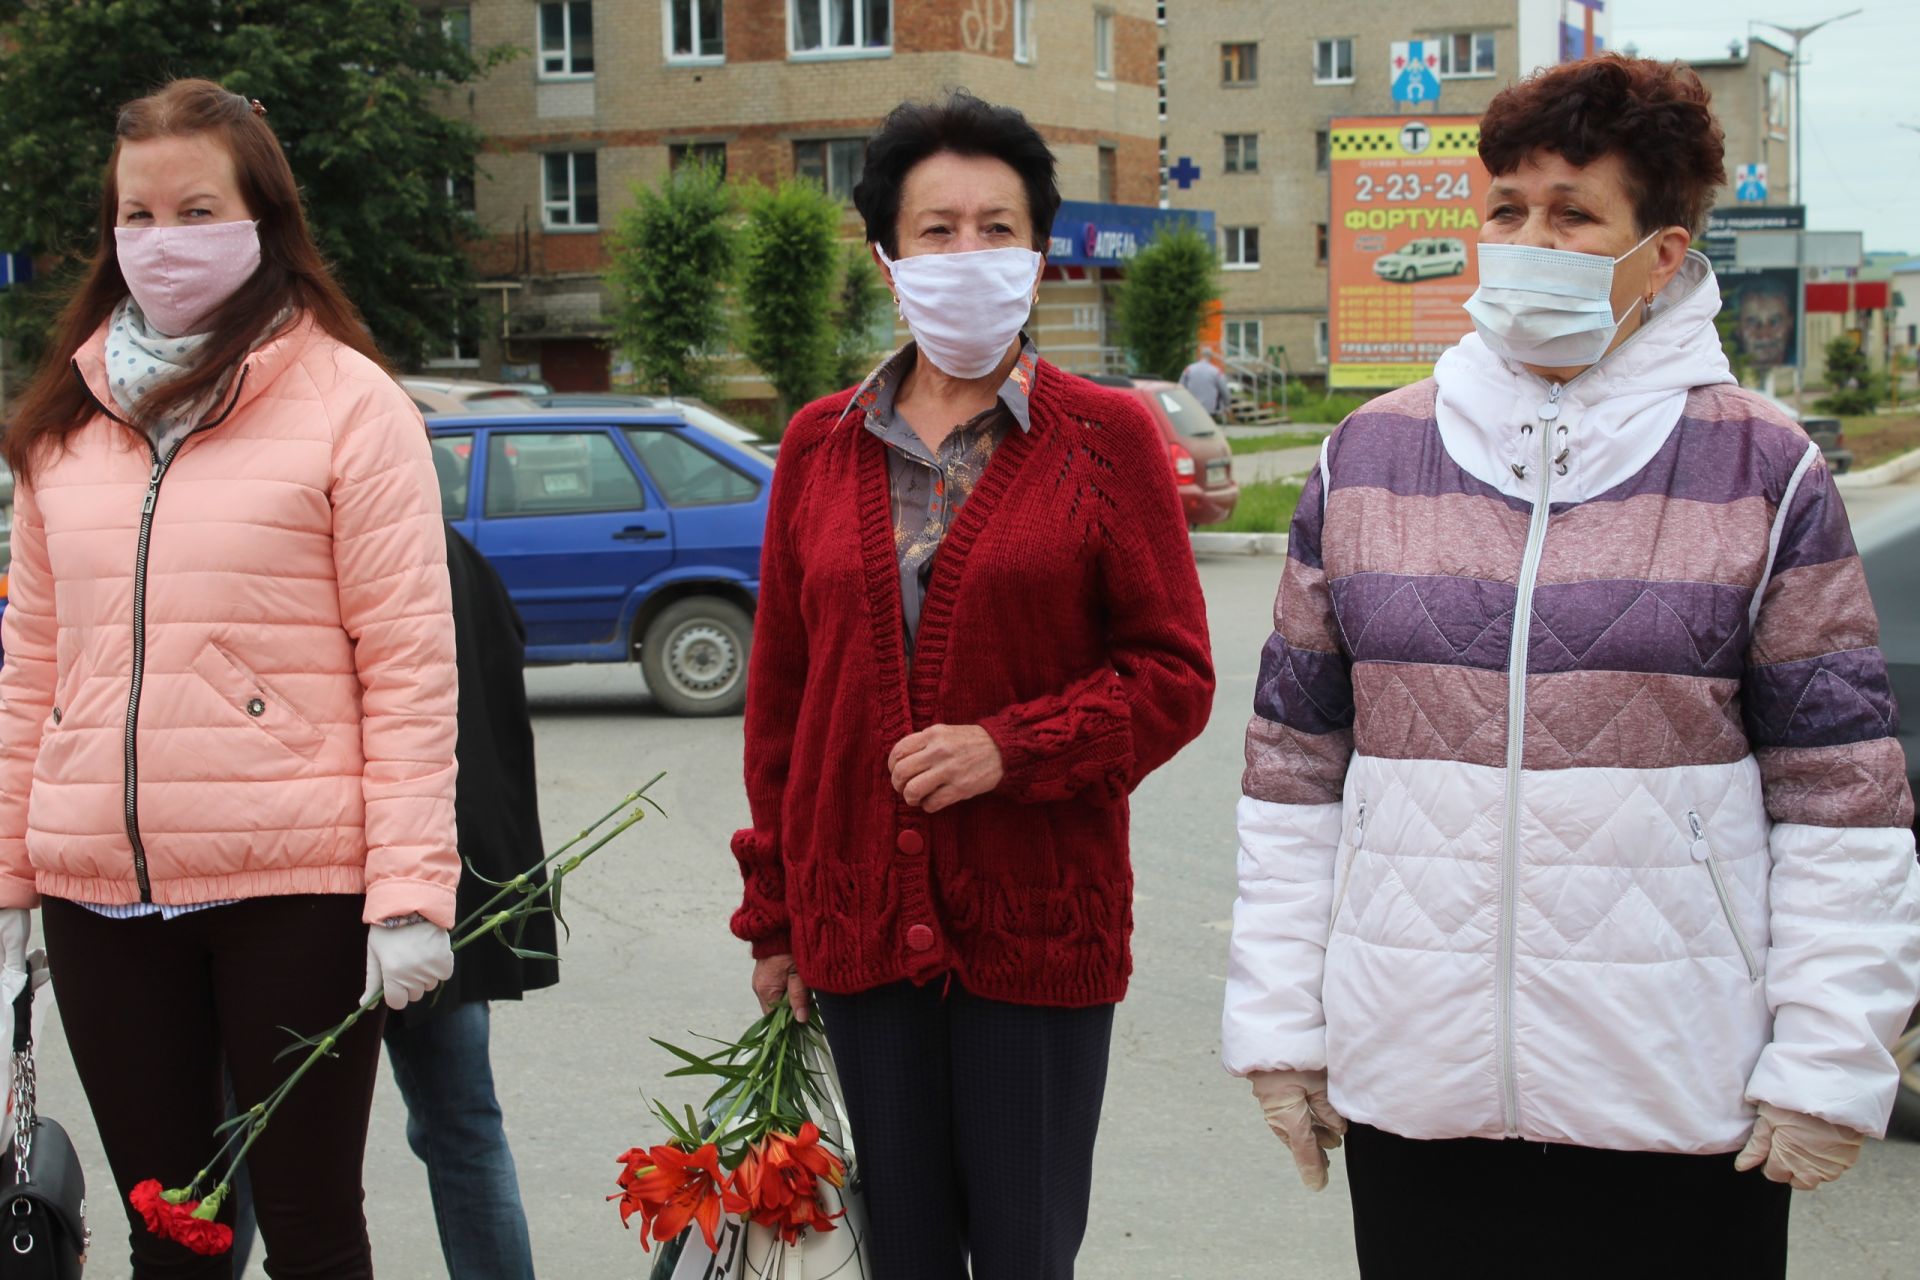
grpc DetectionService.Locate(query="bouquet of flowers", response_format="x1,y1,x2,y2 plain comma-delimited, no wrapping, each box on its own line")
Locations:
614,1001,867,1278
129,779,666,1257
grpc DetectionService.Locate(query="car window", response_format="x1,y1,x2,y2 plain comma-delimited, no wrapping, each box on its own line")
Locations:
670,404,763,447
624,429,763,506
485,432,646,517
431,434,473,520
1155,387,1221,439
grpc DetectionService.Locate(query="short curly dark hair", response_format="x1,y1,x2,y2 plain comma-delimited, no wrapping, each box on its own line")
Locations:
853,91,1060,258
1478,55,1727,234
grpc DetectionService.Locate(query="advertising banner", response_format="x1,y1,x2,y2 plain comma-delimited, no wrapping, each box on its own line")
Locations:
1704,206,1805,373
1328,116,1488,387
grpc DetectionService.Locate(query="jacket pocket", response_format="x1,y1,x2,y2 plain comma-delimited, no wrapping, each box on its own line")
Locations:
1689,808,1762,985
50,630,95,729
190,641,326,760
1328,795,1368,930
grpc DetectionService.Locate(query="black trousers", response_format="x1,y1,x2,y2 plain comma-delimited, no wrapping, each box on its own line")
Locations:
814,980,1116,1280
41,895,382,1280
1345,1122,1793,1279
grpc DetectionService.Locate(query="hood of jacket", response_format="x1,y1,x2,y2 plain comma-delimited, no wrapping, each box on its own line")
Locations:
1433,249,1736,503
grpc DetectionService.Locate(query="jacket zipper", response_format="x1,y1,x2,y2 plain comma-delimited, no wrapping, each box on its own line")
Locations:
1689,809,1762,984
1328,797,1367,928
1495,381,1563,1137
73,363,249,901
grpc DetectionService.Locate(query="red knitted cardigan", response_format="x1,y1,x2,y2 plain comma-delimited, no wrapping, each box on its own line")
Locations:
730,359,1215,1008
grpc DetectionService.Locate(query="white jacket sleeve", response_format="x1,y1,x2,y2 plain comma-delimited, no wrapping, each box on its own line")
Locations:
1223,796,1343,1074
1745,822,1920,1136
1221,459,1356,1076
1742,458,1920,1136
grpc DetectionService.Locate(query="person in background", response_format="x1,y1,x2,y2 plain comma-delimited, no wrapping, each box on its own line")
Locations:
731,91,1215,1276
1223,55,1920,1278
0,79,456,1277
1180,352,1232,418
228,504,556,1278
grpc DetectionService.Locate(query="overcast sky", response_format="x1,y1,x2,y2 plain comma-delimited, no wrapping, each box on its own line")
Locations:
1610,1,1919,255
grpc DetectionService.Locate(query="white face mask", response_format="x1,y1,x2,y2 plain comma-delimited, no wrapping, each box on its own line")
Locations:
876,244,1042,379
1462,230,1659,367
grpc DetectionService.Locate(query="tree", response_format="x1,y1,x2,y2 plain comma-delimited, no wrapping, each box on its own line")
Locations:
737,180,841,417
1814,334,1884,415
606,161,736,399
1115,221,1218,380
831,244,893,388
0,0,507,368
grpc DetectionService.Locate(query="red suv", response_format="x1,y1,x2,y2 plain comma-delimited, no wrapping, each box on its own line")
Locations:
1083,375,1239,527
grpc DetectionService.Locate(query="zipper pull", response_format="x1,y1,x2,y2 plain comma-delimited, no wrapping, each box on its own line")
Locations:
142,461,162,516
1687,809,1710,861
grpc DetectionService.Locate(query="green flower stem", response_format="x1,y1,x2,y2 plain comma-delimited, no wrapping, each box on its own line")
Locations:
207,776,665,1197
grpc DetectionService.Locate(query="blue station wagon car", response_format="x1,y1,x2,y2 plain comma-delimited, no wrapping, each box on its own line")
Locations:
427,412,771,716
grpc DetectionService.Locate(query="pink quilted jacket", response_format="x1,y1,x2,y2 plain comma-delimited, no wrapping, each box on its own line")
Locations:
0,316,459,926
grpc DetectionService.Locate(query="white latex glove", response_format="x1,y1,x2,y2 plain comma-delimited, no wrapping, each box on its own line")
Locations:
1251,1068,1349,1192
0,909,29,1058
1734,1102,1865,1190
362,920,454,1011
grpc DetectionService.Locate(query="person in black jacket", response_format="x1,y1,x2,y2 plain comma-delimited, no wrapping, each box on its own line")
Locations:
231,512,556,1278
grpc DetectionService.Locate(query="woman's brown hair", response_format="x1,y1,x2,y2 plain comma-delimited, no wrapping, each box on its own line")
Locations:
3,78,386,482
1479,55,1727,236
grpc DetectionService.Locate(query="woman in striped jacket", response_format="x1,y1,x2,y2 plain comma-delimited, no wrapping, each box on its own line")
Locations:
1223,56,1920,1277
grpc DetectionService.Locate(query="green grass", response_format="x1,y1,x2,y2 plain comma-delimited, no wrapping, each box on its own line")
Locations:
1228,431,1329,456
1287,393,1374,424
1837,413,1920,470
1210,479,1303,534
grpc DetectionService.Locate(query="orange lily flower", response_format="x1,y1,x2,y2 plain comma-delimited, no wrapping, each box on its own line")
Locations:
611,1142,746,1252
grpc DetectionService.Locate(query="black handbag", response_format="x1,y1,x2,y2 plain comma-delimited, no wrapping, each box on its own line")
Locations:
0,969,87,1277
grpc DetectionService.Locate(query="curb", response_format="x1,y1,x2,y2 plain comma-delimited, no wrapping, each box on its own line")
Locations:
1192,532,1290,556
1835,448,1920,492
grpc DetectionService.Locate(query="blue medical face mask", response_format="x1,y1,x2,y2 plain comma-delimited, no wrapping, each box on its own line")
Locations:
1463,230,1659,366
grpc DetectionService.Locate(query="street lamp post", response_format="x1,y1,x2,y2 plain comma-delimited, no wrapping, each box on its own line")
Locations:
1755,8,1862,206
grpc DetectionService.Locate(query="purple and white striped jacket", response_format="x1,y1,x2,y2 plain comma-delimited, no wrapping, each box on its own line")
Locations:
1223,253,1920,1153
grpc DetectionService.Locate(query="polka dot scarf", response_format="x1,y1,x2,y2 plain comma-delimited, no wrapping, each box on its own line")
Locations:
104,298,217,453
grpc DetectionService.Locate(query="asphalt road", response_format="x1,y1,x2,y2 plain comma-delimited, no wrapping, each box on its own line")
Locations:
34,547,1920,1280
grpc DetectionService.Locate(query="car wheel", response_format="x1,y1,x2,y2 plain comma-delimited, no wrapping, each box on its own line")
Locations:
639,597,752,717
1400,267,1417,282
1892,1006,1920,1141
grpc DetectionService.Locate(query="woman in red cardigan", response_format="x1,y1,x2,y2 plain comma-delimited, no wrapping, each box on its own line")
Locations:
730,91,1215,1276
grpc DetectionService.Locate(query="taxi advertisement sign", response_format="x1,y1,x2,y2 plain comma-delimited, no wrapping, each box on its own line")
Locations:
1328,116,1488,388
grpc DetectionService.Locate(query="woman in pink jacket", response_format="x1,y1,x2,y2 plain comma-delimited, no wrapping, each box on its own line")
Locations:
0,80,457,1277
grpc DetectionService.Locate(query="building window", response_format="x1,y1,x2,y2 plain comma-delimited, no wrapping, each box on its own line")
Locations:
1015,0,1035,63
1314,317,1330,364
1221,42,1257,85
426,306,481,371
669,142,728,176
791,0,891,55
1225,319,1263,361
1315,222,1328,265
1314,37,1353,84
1094,11,1114,79
1223,134,1258,174
666,0,724,60
1437,32,1495,78
423,5,472,49
794,138,866,201
1222,225,1260,270
1158,134,1169,208
539,2,595,78
1156,0,1166,23
447,166,477,214
1157,46,1167,119
543,152,599,229
1314,129,1330,173
1099,145,1117,202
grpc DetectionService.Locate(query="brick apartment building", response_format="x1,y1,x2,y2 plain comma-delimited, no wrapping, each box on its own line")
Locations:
1158,1,1789,385
426,0,1172,393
